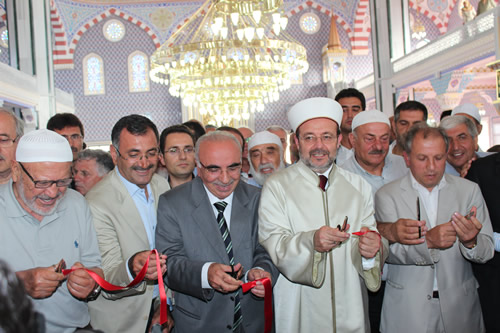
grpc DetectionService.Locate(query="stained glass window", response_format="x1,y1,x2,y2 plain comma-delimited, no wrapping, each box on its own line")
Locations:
300,13,320,34
83,53,105,95
128,51,150,93
103,19,125,42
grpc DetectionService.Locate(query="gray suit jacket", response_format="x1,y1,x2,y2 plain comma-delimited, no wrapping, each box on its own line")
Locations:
156,177,278,333
87,170,170,333
375,173,494,333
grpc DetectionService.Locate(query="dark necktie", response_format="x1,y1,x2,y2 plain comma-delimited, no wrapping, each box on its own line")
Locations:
214,201,243,331
318,175,328,191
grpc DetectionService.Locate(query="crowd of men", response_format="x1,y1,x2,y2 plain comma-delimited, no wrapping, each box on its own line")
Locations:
0,87,499,333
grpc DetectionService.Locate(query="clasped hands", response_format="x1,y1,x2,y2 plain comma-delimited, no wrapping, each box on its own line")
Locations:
208,263,271,298
16,262,103,300
314,225,380,258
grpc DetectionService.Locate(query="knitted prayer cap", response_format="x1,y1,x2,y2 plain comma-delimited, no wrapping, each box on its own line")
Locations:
248,131,282,151
451,103,481,123
351,109,390,131
16,129,73,162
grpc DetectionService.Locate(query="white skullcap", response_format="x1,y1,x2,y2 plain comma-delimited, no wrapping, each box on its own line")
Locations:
352,109,390,131
16,129,73,163
288,97,343,133
248,131,282,151
452,103,481,123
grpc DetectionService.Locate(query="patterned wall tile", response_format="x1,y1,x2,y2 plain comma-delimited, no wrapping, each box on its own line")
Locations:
54,16,181,144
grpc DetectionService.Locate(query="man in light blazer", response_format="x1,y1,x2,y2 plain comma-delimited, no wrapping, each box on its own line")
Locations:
87,115,171,333
375,123,494,333
156,131,278,333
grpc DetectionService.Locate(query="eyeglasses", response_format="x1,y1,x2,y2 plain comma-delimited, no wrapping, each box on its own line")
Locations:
299,134,336,145
0,135,19,148
199,161,241,177
114,146,159,162
19,162,73,188
164,146,195,155
61,134,83,141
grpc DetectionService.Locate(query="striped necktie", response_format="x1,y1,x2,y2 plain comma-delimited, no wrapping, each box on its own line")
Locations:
214,201,243,331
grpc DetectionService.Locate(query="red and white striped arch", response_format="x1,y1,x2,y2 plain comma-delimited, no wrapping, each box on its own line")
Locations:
285,1,373,54
352,0,370,55
408,0,458,34
50,3,161,69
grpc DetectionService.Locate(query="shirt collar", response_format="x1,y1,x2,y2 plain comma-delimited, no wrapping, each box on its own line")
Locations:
115,167,153,200
317,164,334,178
409,171,447,193
203,183,234,207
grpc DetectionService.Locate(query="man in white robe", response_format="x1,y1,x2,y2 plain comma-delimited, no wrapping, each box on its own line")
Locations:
259,97,388,332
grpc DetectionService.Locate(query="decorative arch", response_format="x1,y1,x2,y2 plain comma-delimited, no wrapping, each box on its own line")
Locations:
50,7,161,69
408,0,459,34
286,1,354,50
128,51,150,93
351,0,370,55
69,8,160,55
50,0,73,69
83,53,105,95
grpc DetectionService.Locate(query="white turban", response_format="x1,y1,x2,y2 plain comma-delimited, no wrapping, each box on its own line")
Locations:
287,97,343,133
16,129,73,163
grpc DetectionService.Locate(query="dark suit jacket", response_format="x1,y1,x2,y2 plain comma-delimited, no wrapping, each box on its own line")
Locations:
155,177,278,333
466,152,500,333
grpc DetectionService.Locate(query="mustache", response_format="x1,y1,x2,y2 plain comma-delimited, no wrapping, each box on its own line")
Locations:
71,146,78,153
213,179,235,187
368,149,386,155
309,149,329,156
132,164,154,171
36,192,63,201
258,163,276,172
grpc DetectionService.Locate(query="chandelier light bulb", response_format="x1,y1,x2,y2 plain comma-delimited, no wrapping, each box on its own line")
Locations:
236,29,244,40
214,17,223,29
256,27,265,39
272,23,281,35
272,13,281,24
280,16,288,30
244,27,255,42
211,23,220,36
220,27,228,39
230,12,240,26
252,10,262,23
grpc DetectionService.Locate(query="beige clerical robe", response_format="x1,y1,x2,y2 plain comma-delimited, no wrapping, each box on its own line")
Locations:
259,161,387,333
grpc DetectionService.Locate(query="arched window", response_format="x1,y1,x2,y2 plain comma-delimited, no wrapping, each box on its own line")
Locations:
83,53,105,95
128,51,150,93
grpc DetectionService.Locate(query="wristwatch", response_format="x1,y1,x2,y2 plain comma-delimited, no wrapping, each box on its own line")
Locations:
85,283,102,302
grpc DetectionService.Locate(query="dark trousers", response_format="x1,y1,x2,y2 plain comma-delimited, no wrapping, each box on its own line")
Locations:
368,281,386,333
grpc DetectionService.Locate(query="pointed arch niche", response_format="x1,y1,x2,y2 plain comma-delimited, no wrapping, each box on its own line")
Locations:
128,51,150,93
83,53,105,95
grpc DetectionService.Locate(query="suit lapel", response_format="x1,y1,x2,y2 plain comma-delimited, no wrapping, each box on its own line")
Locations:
110,171,150,248
229,183,250,255
191,178,230,262
399,174,420,219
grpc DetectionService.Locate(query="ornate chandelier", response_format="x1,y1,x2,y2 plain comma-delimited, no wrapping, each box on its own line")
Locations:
150,0,309,126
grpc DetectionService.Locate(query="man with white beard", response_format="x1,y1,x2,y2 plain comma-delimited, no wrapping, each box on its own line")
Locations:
247,131,285,187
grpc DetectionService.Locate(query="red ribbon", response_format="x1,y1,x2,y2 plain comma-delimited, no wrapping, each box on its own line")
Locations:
63,249,168,325
241,277,272,333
